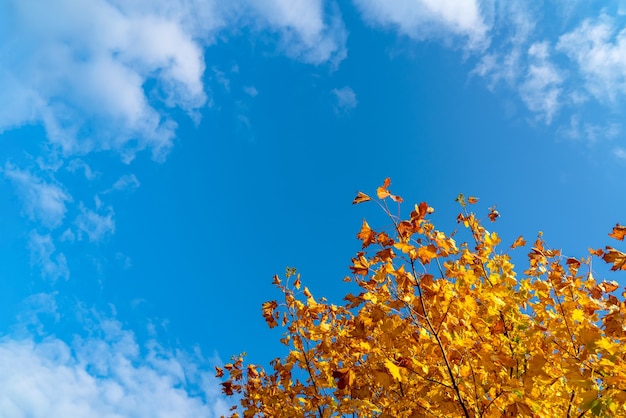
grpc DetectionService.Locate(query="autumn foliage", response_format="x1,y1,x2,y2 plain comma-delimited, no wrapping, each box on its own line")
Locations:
217,179,626,417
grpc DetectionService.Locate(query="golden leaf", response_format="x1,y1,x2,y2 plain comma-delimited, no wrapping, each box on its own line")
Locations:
377,178,392,199
352,191,371,205
609,224,626,241
357,220,376,248
384,359,403,382
511,235,526,249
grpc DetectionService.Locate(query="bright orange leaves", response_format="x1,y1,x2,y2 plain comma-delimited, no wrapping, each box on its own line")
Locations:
218,179,626,418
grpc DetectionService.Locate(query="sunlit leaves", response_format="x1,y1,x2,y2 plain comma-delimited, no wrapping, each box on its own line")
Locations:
218,180,626,418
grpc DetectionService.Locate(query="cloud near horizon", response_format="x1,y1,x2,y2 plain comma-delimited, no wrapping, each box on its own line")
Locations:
0,296,229,418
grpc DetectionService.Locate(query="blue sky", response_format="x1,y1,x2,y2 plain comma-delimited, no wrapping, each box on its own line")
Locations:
2,0,626,415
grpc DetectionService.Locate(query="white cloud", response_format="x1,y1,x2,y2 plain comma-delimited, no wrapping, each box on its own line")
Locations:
4,164,72,229
559,115,620,143
472,2,537,88
614,147,626,159
0,0,348,164
28,232,70,281
352,0,491,49
75,204,115,243
243,86,259,97
244,0,348,65
106,174,141,194
558,14,626,104
66,159,98,181
519,42,564,124
0,0,212,163
332,86,358,114
0,321,229,417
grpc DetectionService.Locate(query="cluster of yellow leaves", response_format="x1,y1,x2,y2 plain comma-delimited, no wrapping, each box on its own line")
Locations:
217,179,626,417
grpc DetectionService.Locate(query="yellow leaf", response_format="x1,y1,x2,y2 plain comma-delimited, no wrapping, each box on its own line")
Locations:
384,359,402,382
572,309,585,323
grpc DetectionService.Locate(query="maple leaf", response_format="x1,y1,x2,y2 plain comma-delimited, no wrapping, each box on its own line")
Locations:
357,220,376,248
352,192,371,205
262,301,279,328
488,206,500,222
609,224,626,241
377,178,392,199
511,235,526,249
332,368,354,390
384,359,403,382
602,246,626,271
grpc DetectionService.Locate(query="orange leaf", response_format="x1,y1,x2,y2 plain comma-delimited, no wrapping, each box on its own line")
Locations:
468,196,479,204
599,280,620,293
609,224,626,241
377,178,392,199
602,246,626,271
262,301,279,328
589,247,604,257
510,235,526,249
352,192,371,205
357,220,376,248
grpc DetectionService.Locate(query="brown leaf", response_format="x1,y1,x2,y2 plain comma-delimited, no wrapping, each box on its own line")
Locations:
332,368,354,390
602,246,626,271
352,192,371,205
488,206,500,222
609,224,626,241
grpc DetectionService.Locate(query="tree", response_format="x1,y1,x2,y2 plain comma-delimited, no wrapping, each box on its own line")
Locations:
216,179,626,417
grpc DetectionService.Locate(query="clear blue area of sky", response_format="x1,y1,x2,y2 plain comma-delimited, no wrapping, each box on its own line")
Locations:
1,1,626,415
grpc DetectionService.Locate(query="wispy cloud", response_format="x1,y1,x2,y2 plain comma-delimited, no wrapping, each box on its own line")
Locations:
105,174,141,194
519,42,564,124
558,14,626,104
4,164,71,229
331,86,358,114
613,147,626,159
66,159,98,181
244,0,347,65
352,0,491,49
75,204,115,243
243,85,259,97
28,232,70,281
